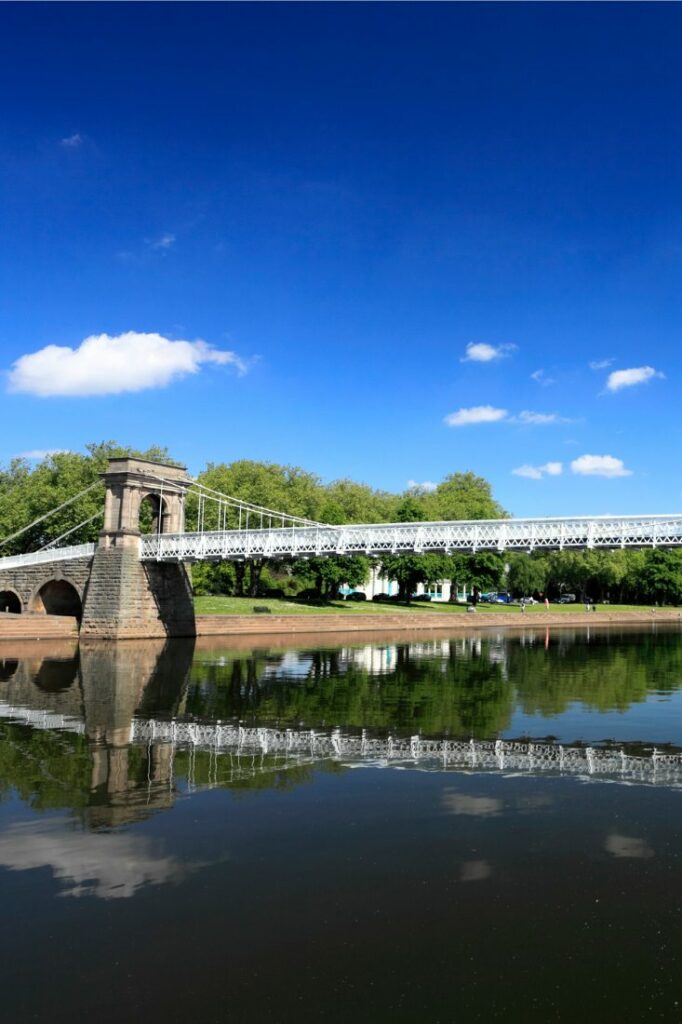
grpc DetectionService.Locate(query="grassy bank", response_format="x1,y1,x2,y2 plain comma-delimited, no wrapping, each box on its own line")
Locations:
194,596,675,616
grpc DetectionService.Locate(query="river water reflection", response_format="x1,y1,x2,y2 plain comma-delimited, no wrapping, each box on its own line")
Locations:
1,625,682,1021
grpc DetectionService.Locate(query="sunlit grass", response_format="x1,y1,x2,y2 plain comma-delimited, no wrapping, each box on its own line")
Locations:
194,596,680,616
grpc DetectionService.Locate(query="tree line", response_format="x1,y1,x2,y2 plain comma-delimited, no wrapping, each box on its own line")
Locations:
1,442,681,605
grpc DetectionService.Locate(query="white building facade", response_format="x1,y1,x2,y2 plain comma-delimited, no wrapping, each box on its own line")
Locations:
341,565,472,603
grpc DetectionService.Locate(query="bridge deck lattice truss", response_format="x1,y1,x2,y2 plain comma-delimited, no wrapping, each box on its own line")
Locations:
3,515,682,572
140,514,682,562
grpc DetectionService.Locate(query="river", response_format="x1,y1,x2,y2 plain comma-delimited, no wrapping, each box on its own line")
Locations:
1,624,681,1021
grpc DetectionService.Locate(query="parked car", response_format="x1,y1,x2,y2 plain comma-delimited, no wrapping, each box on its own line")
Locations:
493,593,513,604
558,594,576,604
520,597,538,605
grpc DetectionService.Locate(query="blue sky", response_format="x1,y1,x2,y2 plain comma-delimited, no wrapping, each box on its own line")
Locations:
1,3,681,516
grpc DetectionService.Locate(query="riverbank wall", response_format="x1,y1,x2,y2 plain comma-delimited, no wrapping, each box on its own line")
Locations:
1,609,681,643
193,610,682,637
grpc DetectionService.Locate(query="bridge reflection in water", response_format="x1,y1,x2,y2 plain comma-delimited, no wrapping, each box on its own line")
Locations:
4,628,682,1023
2,626,682,832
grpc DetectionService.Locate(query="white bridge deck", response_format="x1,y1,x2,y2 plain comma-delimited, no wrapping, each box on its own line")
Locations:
0,542,95,573
3,516,682,571
140,514,682,562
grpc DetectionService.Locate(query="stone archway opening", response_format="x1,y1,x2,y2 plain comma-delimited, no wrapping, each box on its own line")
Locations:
139,493,169,535
0,590,21,615
31,580,83,620
34,654,80,693
0,659,19,682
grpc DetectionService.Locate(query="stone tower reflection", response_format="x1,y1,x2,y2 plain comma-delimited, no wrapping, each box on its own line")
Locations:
0,638,194,827
78,639,194,827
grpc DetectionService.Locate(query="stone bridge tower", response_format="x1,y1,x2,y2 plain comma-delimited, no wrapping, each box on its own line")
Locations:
80,457,196,639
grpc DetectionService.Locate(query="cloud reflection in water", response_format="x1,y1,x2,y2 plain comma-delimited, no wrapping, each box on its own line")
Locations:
0,819,190,899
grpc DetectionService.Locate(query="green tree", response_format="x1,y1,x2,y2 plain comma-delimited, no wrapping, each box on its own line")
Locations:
506,553,549,598
0,441,176,555
195,460,323,595
293,554,370,600
424,471,506,521
636,549,682,604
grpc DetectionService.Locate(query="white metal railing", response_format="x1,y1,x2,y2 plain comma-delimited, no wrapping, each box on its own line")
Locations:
0,542,95,573
139,514,682,562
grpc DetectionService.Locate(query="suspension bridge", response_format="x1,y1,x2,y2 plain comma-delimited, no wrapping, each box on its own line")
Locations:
1,454,682,637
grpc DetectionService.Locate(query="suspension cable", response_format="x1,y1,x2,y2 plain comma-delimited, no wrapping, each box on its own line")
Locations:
187,480,324,526
39,510,103,551
0,481,101,549
143,470,325,528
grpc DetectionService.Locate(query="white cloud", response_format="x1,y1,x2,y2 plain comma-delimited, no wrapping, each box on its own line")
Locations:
18,449,71,460
7,331,247,397
407,479,437,492
444,405,508,427
515,410,568,425
60,133,82,148
570,454,632,478
150,233,176,250
512,465,543,480
512,461,563,480
530,369,555,386
461,342,516,363
589,358,613,370
606,366,664,392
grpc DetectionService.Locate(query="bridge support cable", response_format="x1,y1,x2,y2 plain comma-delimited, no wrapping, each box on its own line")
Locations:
0,481,101,551
39,510,104,551
140,469,326,533
186,480,324,530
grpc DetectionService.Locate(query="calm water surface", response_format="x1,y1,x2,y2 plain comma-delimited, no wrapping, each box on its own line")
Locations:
1,624,682,1022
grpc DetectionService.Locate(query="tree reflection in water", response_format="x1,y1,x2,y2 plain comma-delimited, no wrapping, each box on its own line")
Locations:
1,626,682,829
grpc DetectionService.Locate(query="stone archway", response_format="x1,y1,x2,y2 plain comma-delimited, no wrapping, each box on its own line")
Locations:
30,580,83,620
0,590,21,614
138,492,169,535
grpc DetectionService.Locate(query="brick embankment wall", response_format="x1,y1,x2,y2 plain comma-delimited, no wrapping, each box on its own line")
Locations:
0,613,79,640
194,610,682,638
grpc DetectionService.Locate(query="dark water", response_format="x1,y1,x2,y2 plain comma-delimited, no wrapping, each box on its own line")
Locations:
1,625,682,1022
